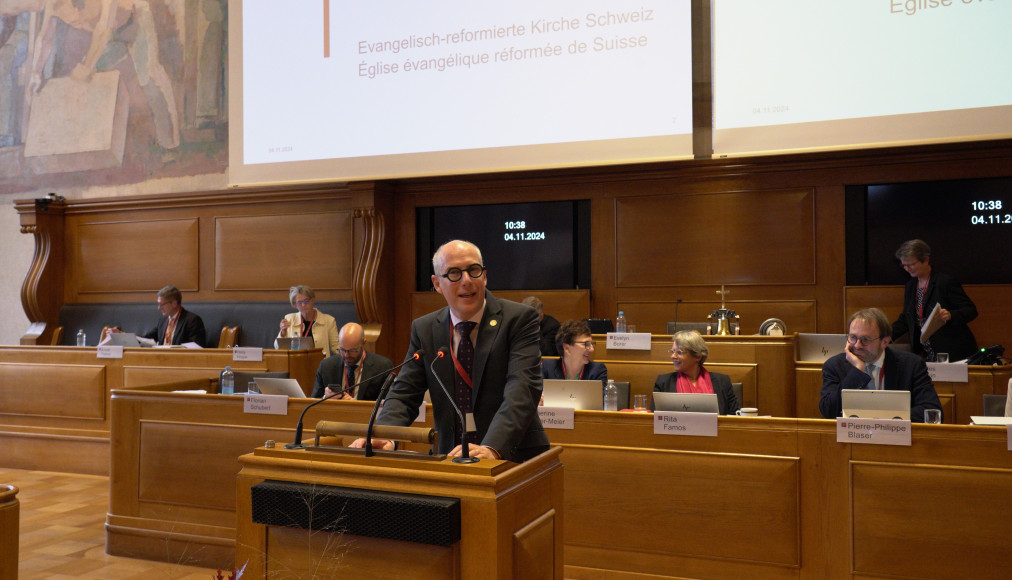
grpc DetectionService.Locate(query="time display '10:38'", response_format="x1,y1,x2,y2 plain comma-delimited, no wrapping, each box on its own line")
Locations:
971,200,1002,211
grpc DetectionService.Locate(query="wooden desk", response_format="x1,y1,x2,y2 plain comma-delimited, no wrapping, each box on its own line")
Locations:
549,412,1012,579
796,361,1011,423
589,334,797,416
105,384,1012,578
236,447,564,579
0,346,322,474
106,385,434,568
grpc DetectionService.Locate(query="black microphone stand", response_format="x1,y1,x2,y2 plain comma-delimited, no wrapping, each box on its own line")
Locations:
284,350,424,450
363,371,398,457
430,348,479,464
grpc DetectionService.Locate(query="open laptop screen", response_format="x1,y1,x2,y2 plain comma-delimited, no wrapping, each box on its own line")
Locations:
652,392,719,414
542,379,603,411
841,389,911,420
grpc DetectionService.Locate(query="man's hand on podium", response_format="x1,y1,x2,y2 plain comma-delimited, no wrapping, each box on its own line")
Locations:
349,438,395,451
449,444,500,460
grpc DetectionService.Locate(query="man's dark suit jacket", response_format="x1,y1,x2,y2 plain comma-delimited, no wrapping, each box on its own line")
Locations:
144,308,206,347
311,351,394,399
651,370,740,415
539,314,561,356
541,358,608,386
377,290,550,462
819,347,942,422
892,271,978,361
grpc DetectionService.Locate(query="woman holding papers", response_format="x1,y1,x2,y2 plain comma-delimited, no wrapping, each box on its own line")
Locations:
542,319,608,385
652,331,739,415
891,240,978,362
276,285,340,357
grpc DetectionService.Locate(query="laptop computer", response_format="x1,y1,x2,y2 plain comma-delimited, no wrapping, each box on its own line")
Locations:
841,389,911,420
276,336,315,350
108,332,142,347
542,379,603,410
253,377,308,398
652,392,719,413
797,333,848,362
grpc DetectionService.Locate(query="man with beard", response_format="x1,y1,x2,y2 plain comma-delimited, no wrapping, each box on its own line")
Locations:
819,308,942,422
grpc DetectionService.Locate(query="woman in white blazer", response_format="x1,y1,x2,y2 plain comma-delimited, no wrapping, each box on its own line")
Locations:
276,285,340,357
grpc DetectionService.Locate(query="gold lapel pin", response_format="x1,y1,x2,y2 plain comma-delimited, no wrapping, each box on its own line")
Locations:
490,319,498,327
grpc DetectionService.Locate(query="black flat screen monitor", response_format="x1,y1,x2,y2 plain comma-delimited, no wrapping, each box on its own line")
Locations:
416,200,591,291
846,177,1012,285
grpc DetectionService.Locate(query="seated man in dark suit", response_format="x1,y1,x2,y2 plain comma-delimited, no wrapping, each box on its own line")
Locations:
311,322,393,399
522,296,560,357
142,285,206,346
820,308,942,422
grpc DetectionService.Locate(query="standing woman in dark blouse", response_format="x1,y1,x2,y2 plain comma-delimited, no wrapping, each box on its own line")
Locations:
891,240,978,362
542,319,608,386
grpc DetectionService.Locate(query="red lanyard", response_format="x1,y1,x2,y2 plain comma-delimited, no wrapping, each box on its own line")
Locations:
450,320,474,389
561,359,585,380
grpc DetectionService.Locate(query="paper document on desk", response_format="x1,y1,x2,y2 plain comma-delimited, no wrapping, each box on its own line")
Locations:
919,303,943,343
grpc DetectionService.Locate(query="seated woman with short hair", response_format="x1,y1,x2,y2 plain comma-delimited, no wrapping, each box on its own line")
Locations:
275,285,340,357
653,331,739,415
542,319,607,386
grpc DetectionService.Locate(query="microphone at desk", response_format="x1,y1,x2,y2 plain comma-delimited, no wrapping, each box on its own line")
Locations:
363,349,424,456
430,347,479,464
284,349,425,450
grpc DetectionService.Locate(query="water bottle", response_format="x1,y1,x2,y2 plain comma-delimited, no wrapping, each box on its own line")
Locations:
220,366,234,395
76,329,86,347
615,311,627,333
603,379,619,411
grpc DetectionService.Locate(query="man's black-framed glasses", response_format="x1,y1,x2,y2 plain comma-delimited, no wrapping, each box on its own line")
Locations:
439,263,485,282
846,334,881,346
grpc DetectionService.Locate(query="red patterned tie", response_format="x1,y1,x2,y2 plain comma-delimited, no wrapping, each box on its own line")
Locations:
454,321,478,446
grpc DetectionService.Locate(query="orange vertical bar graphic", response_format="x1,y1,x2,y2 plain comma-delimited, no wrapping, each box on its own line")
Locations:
323,0,330,58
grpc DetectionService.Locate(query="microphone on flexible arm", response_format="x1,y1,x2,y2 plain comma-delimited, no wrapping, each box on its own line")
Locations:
284,349,425,450
363,349,425,457
673,298,683,331
430,347,479,464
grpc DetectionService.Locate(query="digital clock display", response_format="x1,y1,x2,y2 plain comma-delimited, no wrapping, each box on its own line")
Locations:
418,200,590,291
860,177,1012,285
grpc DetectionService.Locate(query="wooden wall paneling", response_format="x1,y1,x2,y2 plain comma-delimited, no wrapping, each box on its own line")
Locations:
74,218,200,294
213,211,353,291
563,446,800,574
614,189,816,287
16,199,66,345
795,363,824,419
850,460,1012,578
813,185,847,333
623,299,817,335
0,362,106,420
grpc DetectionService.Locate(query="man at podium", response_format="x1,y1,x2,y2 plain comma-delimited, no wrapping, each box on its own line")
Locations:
352,240,549,462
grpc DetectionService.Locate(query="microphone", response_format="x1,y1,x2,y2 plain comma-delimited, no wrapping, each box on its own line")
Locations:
361,348,424,457
673,298,682,332
284,349,425,449
363,371,398,457
430,347,479,464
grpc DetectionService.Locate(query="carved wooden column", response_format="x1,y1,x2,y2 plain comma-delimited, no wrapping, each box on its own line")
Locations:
349,181,395,354
15,196,66,345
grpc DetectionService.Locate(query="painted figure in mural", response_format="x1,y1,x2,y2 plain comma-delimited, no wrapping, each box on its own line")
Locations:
0,3,38,148
29,0,181,149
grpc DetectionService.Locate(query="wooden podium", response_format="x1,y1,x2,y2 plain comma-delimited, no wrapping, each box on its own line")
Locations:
236,446,564,579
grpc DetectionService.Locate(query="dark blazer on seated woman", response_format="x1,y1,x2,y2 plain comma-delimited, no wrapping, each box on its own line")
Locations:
652,370,740,415
542,358,608,387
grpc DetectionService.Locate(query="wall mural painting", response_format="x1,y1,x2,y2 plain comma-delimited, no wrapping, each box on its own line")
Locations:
0,0,227,194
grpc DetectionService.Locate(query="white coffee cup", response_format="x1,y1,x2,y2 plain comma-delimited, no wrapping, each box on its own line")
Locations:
736,407,759,417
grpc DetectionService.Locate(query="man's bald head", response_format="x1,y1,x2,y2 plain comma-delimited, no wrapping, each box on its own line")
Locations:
338,322,365,365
